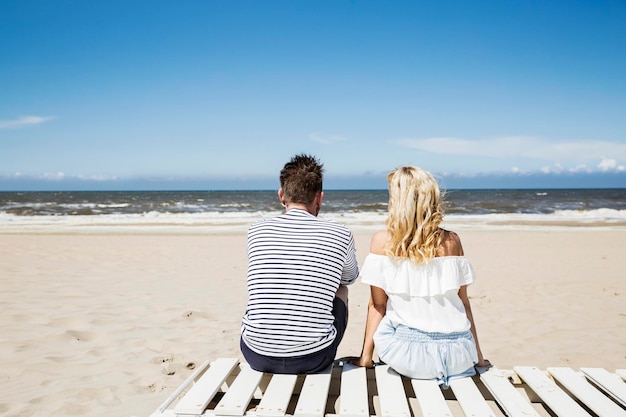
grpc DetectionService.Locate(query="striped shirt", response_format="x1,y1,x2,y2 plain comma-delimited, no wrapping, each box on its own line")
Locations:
241,209,359,357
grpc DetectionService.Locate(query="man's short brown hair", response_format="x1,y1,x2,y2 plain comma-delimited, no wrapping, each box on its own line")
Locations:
279,154,324,205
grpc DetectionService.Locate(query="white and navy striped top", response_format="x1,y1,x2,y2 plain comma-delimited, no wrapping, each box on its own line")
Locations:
241,208,359,357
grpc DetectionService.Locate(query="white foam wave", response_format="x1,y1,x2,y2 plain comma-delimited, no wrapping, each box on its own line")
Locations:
1,209,625,233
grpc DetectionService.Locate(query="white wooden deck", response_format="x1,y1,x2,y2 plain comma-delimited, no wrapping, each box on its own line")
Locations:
150,358,626,417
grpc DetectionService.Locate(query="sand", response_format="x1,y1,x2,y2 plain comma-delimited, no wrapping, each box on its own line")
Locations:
1,227,625,416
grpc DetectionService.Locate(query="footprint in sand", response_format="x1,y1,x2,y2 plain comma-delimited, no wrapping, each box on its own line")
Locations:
48,329,98,343
162,364,177,376
167,309,211,323
66,330,96,342
151,354,174,364
160,361,197,376
132,376,167,394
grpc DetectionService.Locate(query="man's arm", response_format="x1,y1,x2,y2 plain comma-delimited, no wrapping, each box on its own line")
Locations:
341,233,359,285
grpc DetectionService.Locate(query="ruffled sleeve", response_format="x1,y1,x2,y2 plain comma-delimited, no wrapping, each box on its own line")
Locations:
359,254,475,296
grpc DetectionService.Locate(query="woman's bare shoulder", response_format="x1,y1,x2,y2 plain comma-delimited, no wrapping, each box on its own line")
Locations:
438,229,464,256
370,230,388,255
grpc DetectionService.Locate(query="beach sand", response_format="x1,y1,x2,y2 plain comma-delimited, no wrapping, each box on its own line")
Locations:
1,227,625,416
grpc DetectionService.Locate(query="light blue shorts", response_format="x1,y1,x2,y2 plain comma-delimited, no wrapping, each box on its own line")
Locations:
374,316,478,387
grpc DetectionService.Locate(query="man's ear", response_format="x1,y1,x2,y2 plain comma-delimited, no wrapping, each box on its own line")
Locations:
313,191,323,216
278,188,286,206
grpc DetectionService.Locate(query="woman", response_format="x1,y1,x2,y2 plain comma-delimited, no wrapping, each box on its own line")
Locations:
354,166,490,386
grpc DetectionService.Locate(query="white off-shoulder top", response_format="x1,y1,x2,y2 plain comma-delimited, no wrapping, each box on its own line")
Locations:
359,254,475,333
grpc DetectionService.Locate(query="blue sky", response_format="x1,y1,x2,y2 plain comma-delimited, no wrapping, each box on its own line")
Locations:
1,0,625,190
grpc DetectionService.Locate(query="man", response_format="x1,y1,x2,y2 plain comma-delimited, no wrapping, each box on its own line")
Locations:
241,154,359,374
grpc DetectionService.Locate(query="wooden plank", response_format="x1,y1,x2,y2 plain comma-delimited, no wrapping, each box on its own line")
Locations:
374,365,411,417
514,366,591,417
547,367,626,417
410,379,453,417
449,376,497,417
158,360,626,417
580,367,626,407
338,363,369,417
214,364,264,416
255,374,298,417
174,358,239,416
294,368,333,417
151,360,212,416
480,368,541,417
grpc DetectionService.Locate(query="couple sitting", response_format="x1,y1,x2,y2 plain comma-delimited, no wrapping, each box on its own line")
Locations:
240,154,490,387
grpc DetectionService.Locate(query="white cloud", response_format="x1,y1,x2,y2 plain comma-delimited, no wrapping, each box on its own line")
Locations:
77,174,118,181
0,115,55,129
41,172,66,180
569,164,592,173
396,136,626,160
12,172,119,182
598,158,617,170
395,136,626,172
597,158,625,172
309,133,348,145
395,136,530,158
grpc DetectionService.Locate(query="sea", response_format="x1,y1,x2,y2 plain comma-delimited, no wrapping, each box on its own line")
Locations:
1,189,625,232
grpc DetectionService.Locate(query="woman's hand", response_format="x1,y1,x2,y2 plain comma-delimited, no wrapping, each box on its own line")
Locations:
475,359,492,371
348,356,375,368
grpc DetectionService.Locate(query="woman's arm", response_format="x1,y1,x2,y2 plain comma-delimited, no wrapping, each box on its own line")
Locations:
459,285,490,367
354,285,388,367
354,230,389,367
443,229,490,367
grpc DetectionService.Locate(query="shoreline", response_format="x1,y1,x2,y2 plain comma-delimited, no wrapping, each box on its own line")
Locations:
1,228,624,417
2,218,626,235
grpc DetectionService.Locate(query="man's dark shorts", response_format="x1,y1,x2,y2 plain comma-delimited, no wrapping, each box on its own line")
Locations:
240,297,348,374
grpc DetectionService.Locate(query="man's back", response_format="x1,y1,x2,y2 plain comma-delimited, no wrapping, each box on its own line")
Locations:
242,208,358,357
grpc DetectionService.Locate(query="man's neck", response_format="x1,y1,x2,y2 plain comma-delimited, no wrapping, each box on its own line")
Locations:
285,203,318,216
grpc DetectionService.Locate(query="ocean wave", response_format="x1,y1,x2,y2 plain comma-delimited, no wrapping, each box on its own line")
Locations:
1,209,625,232
552,208,626,219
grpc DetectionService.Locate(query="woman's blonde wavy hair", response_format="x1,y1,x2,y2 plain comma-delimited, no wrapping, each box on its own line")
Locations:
384,166,444,264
